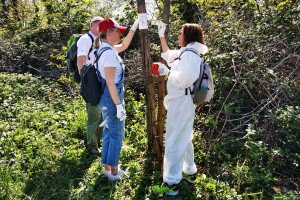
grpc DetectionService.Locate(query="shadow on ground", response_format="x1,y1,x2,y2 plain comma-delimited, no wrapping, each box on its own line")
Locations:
24,149,98,200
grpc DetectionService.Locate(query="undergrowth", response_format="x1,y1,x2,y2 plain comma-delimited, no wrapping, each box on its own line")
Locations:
0,73,299,199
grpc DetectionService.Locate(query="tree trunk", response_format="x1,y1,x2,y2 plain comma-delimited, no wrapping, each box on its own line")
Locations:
136,0,157,153
156,0,171,165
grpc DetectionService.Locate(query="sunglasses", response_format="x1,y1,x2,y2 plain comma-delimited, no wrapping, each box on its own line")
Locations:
110,28,120,33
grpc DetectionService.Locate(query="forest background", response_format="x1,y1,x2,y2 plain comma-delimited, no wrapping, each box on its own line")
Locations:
0,0,299,199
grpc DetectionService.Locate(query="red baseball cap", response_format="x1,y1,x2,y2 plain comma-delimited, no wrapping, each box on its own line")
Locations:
98,18,127,33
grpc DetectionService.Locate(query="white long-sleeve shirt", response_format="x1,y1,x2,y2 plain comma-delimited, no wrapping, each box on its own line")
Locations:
161,42,208,108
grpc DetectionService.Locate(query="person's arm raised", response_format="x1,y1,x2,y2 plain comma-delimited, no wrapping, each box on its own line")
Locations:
160,37,169,53
158,21,169,53
115,19,139,53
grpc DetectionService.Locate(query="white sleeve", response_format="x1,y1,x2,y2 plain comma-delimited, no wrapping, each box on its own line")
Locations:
77,35,92,57
102,50,119,68
168,52,201,89
161,50,181,64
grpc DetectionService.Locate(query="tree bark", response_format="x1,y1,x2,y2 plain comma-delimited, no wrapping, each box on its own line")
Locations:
156,0,171,165
136,0,157,152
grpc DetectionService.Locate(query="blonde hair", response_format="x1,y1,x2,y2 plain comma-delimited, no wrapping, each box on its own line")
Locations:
93,31,107,49
94,36,101,49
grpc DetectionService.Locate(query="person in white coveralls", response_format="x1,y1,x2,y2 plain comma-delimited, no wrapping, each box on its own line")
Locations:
157,22,209,196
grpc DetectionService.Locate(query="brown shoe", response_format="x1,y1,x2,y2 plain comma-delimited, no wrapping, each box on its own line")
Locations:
88,148,100,156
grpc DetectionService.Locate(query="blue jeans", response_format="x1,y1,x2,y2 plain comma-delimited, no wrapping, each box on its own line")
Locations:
98,81,125,167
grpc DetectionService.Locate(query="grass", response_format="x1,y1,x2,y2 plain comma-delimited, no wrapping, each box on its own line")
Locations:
0,73,299,200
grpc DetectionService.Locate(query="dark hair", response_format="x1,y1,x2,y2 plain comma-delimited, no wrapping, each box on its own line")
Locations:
182,23,204,46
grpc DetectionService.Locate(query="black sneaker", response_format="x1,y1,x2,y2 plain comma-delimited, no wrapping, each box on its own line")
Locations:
182,173,196,184
163,182,179,196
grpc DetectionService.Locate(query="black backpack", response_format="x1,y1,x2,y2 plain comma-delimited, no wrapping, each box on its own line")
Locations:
66,33,94,83
79,47,112,106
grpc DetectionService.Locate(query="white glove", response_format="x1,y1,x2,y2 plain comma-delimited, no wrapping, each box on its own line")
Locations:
130,19,139,32
116,104,126,121
158,63,170,76
158,21,167,37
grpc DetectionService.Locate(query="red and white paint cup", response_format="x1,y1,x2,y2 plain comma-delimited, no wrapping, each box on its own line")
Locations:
152,62,159,76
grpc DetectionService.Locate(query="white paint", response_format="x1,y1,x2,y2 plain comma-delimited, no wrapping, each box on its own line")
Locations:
138,13,148,29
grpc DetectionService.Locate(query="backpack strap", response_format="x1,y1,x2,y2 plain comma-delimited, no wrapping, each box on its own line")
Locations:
169,48,206,96
177,49,206,96
94,47,113,84
94,47,112,66
183,50,206,92
180,48,199,57
195,61,206,93
170,48,200,64
87,32,94,60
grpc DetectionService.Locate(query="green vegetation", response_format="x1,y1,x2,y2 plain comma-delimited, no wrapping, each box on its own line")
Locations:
0,73,146,199
0,73,268,199
1,0,299,199
0,73,251,199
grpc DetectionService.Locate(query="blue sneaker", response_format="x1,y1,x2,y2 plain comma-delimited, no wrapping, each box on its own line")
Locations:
163,182,179,196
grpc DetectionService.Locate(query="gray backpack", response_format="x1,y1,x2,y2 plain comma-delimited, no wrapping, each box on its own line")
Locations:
177,48,214,105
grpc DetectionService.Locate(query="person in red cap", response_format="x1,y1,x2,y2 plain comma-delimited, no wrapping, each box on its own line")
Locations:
95,18,139,181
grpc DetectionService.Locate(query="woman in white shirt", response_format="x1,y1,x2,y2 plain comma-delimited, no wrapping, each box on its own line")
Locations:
157,22,209,196
96,18,138,181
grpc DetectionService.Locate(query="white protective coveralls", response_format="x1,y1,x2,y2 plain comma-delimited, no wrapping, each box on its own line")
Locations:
161,42,208,185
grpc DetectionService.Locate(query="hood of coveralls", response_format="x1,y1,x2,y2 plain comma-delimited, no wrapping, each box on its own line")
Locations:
184,42,209,55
